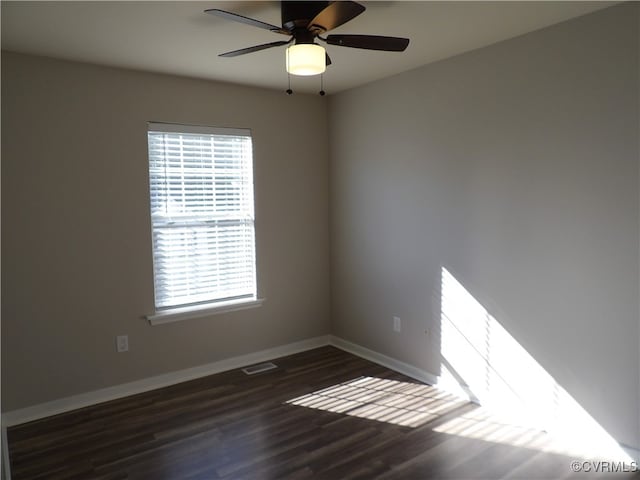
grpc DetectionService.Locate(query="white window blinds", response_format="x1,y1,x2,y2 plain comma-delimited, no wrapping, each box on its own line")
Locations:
147,123,256,311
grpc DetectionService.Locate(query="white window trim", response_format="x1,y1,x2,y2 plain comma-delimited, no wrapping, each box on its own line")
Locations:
148,122,251,137
146,297,265,326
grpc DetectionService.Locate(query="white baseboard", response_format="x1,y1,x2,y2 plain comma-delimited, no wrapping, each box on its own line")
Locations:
328,335,439,385
3,333,637,474
1,334,438,430
0,335,439,429
1,333,429,480
1,335,330,428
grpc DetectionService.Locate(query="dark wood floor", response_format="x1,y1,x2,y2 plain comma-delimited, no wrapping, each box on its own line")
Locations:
7,346,638,479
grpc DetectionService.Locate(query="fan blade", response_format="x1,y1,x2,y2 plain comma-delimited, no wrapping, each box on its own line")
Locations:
326,53,332,66
219,41,290,58
205,9,289,35
308,1,365,34
326,34,409,52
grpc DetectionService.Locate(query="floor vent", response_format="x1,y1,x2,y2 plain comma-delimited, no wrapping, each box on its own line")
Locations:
242,362,278,375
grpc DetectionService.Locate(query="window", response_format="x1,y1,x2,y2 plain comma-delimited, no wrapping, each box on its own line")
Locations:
146,123,258,323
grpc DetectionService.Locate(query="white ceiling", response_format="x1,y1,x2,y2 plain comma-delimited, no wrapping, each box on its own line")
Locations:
1,1,615,95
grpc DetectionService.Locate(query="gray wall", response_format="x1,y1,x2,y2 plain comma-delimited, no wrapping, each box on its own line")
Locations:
329,3,639,451
2,0,639,457
1,52,330,410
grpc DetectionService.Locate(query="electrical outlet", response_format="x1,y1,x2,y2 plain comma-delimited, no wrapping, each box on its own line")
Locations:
393,316,401,333
116,335,129,352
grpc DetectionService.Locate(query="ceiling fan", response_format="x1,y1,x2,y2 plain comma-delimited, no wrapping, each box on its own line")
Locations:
205,1,410,80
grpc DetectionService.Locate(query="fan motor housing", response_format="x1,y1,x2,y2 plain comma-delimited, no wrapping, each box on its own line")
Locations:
281,1,329,31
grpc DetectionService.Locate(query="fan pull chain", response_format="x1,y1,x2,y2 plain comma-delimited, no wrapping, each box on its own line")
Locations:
319,74,326,96
286,73,293,95
286,48,293,95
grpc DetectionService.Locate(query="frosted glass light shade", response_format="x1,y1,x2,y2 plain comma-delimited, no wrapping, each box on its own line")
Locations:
286,44,326,76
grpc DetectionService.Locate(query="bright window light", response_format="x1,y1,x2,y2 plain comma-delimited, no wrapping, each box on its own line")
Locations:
147,123,257,312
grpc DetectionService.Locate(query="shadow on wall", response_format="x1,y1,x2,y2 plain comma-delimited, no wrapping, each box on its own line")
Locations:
438,266,630,462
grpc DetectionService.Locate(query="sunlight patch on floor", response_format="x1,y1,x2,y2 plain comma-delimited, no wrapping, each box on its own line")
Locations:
285,373,633,465
433,405,593,459
285,376,469,428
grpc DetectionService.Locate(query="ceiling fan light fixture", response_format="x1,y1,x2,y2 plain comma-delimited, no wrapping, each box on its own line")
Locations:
286,44,326,76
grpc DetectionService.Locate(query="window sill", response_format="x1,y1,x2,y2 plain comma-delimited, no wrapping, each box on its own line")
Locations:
146,298,264,326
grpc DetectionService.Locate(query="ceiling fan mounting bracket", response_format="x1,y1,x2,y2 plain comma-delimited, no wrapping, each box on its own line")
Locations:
292,28,317,45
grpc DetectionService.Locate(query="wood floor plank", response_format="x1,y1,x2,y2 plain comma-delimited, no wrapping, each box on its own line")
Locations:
7,346,636,480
